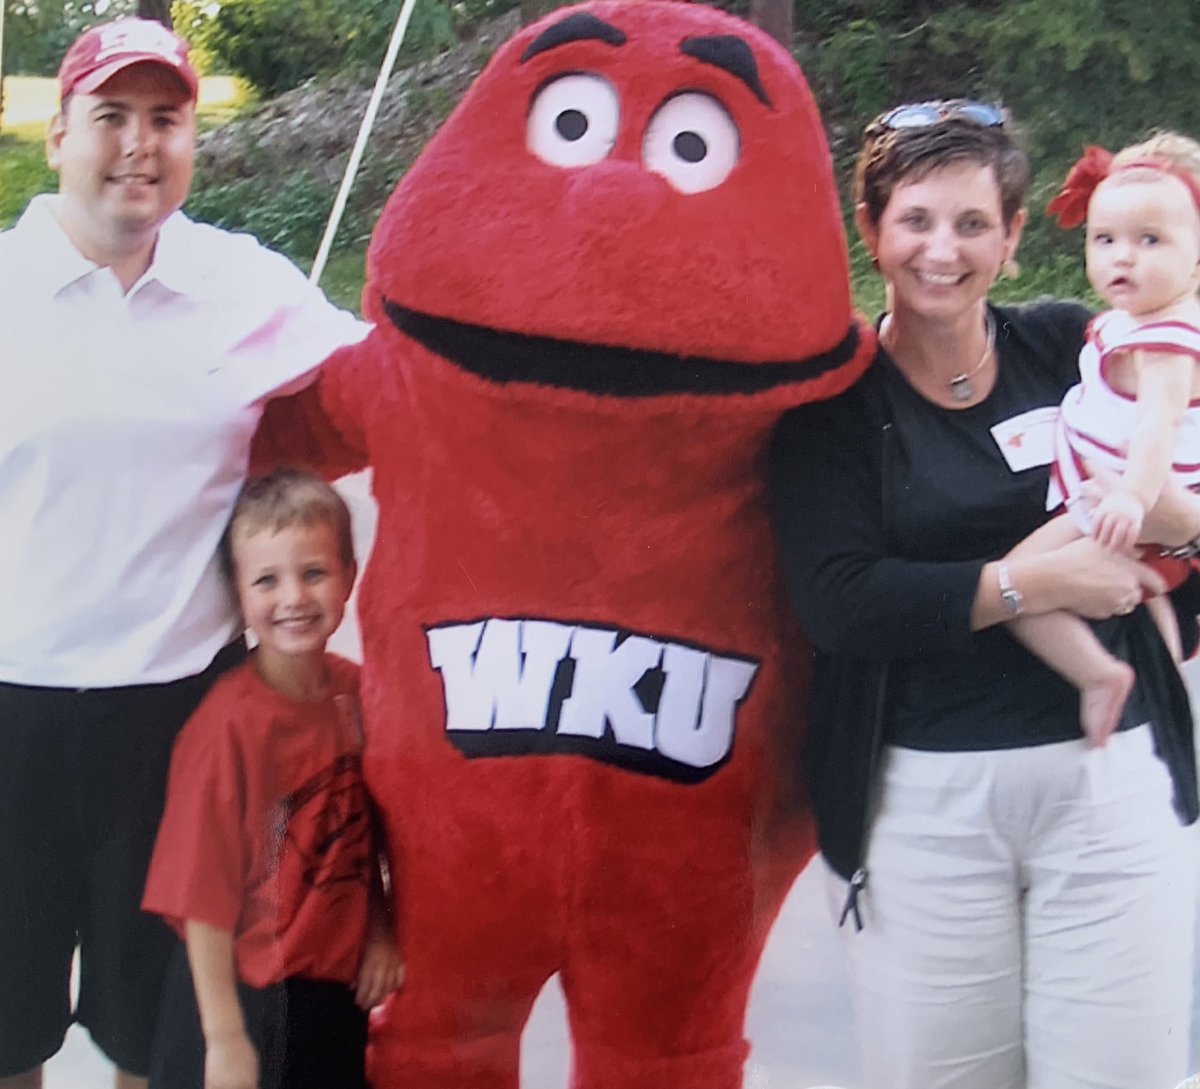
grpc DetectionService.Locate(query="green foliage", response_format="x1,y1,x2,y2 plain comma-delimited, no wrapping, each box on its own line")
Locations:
809,18,894,119
4,0,138,76
183,146,409,267
169,1,224,77
183,169,340,258
0,127,56,227
178,0,519,97
318,248,368,314
798,0,1200,315
970,0,1200,154
404,80,455,120
183,0,350,98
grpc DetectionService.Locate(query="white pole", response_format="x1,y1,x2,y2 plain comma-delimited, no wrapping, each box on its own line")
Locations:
309,0,421,286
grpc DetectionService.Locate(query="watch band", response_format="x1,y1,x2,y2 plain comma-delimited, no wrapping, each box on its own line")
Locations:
1159,533,1200,561
997,561,1024,617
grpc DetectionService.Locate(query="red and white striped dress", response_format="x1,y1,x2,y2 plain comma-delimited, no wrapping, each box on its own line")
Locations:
1048,311,1200,533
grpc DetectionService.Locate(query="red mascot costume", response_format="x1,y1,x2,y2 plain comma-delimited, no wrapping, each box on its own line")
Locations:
258,3,873,1086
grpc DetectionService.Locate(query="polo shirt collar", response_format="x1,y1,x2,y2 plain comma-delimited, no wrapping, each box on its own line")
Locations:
18,195,97,296
17,196,211,301
145,211,217,298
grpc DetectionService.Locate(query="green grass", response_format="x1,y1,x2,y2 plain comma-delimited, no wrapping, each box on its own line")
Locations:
313,249,368,313
0,122,55,227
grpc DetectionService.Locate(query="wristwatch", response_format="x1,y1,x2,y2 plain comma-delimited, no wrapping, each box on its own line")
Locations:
1159,533,1200,561
997,561,1024,617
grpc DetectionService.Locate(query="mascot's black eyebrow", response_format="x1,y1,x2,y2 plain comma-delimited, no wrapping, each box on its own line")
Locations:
680,35,771,107
519,19,771,109
520,12,627,62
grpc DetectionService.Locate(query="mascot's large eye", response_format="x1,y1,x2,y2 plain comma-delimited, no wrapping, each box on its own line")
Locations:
642,93,739,194
527,74,619,168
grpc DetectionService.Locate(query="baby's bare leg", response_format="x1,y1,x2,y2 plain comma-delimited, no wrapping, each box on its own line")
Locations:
1146,595,1183,662
1008,611,1133,746
1006,510,1085,558
1006,512,1133,745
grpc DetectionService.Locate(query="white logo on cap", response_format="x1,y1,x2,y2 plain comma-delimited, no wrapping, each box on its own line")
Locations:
95,22,182,67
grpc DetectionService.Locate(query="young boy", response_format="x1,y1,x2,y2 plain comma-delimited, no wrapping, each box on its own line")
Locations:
142,469,402,1089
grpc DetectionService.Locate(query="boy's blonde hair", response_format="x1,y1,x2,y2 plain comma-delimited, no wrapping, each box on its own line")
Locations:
1109,130,1200,194
221,468,355,577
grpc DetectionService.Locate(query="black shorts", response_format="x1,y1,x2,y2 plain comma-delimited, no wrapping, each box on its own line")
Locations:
149,943,368,1089
0,641,244,1078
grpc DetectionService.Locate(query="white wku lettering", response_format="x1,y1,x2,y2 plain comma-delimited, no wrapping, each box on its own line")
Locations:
427,618,573,732
426,618,757,773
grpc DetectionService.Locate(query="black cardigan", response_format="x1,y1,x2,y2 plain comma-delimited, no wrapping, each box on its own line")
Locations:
769,301,1199,913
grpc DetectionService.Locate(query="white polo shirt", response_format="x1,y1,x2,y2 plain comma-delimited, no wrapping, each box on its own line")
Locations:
0,196,367,687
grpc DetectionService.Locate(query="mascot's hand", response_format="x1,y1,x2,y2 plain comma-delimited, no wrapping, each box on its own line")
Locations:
251,339,375,481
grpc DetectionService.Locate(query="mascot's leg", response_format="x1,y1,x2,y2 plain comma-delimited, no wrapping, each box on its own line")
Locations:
559,782,803,1089
364,785,561,1089
367,979,542,1089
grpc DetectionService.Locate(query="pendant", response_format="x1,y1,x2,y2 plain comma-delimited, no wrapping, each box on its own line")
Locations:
948,374,974,402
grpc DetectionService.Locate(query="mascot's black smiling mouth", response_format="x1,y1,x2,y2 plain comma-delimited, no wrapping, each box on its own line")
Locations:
383,299,860,398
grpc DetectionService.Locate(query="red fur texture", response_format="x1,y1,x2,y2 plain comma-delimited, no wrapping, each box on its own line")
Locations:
256,3,875,1086
366,0,856,365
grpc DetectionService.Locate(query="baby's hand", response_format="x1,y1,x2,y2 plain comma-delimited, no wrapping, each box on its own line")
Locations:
355,922,405,1010
204,1030,258,1089
1091,492,1145,553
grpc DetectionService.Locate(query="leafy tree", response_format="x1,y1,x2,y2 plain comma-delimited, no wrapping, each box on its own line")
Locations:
796,0,1200,169
4,0,137,76
790,0,1200,298
181,0,514,97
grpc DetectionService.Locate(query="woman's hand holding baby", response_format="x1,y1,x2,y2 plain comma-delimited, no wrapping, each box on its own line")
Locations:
1036,535,1165,618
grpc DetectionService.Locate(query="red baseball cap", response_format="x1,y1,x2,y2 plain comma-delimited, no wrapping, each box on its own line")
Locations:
58,18,199,103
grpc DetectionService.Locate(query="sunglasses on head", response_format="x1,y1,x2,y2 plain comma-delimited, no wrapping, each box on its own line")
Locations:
875,100,1007,131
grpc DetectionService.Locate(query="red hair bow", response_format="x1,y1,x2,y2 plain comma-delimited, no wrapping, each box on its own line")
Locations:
1047,145,1113,229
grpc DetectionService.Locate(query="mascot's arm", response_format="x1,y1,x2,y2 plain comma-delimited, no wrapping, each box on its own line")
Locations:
768,389,985,660
251,335,380,480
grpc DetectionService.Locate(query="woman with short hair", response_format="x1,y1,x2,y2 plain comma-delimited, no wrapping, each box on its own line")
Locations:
769,101,1200,1089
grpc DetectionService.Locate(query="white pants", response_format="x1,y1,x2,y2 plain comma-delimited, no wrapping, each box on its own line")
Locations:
827,725,1198,1089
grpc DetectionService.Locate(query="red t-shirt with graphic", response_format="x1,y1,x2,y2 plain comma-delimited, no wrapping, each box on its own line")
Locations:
143,653,373,988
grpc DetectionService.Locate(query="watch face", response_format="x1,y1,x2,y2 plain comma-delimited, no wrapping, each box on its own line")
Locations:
997,563,1022,616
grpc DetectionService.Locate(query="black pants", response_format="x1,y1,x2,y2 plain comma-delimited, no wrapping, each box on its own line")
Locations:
150,942,368,1089
0,640,245,1078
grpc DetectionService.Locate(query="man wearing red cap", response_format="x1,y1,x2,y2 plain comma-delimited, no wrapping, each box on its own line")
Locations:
0,18,364,1089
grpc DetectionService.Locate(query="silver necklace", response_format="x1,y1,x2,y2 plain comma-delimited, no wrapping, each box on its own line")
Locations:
947,312,996,402
882,311,997,403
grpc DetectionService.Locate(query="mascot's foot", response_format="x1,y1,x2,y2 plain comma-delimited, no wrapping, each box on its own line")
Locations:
367,1024,524,1089
570,1035,751,1089
368,1022,750,1089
